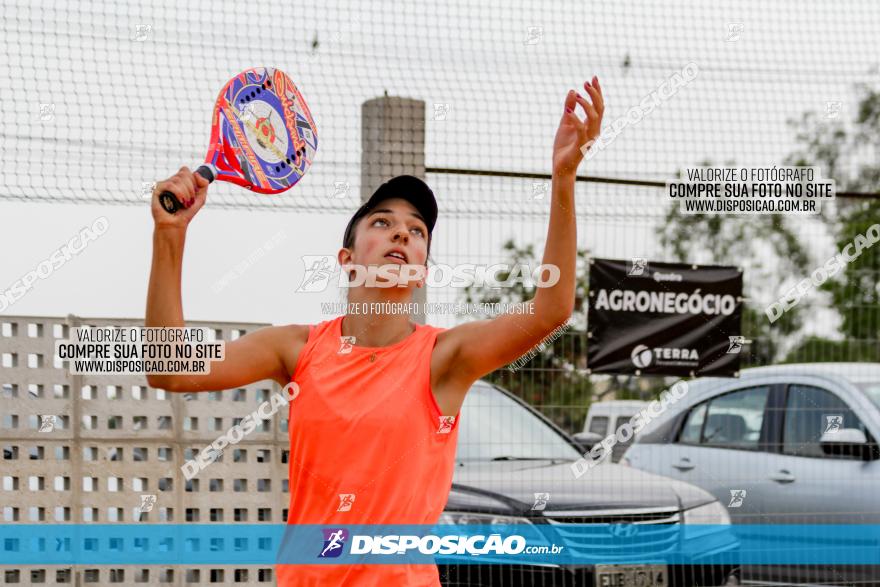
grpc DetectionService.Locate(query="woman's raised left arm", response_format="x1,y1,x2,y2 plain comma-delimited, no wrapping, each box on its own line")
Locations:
435,77,605,390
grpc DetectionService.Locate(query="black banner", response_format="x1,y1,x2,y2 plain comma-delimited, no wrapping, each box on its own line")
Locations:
587,258,743,377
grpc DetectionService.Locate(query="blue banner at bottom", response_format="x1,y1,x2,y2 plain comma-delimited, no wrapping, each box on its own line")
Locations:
2,524,880,565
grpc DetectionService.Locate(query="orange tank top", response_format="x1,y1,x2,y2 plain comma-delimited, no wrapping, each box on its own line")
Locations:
275,315,461,586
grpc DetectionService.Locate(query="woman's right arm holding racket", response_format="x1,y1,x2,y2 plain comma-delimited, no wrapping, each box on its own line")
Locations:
145,166,307,392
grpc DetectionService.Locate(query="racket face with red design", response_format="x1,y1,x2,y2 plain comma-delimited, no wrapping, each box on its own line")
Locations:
204,66,318,194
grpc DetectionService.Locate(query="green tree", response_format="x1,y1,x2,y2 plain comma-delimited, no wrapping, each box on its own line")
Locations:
661,80,880,365
781,82,880,362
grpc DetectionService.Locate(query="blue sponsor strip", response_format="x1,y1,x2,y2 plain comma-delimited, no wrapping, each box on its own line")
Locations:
2,524,880,565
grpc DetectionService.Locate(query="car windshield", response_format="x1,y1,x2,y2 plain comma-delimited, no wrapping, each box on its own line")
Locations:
855,381,880,410
455,384,582,462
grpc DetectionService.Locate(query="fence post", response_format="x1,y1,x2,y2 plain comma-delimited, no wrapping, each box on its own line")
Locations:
361,96,428,323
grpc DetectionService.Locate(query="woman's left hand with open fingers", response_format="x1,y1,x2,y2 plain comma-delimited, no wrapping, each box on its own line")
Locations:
552,76,605,177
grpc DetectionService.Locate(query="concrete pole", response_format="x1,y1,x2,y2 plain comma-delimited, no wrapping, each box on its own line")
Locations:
360,96,428,324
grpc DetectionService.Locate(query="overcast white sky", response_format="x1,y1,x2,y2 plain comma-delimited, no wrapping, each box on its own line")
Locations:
1,0,878,334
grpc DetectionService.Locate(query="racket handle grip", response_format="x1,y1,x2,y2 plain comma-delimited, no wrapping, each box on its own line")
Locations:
158,164,217,214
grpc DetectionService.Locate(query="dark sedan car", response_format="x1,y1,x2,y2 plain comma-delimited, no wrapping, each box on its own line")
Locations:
437,381,740,587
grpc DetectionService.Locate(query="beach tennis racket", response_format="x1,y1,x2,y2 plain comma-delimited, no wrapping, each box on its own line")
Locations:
159,66,318,214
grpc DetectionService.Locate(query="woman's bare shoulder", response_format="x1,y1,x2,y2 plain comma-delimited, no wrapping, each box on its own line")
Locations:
267,323,312,385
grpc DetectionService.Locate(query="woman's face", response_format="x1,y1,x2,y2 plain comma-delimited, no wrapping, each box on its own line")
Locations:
340,197,430,283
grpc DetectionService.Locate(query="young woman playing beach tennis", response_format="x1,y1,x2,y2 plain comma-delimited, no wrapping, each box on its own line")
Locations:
145,77,604,586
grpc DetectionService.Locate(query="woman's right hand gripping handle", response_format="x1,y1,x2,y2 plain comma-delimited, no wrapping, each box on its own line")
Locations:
151,166,210,229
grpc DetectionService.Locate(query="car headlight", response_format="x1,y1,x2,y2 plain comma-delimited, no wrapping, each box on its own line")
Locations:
437,512,548,547
682,501,731,524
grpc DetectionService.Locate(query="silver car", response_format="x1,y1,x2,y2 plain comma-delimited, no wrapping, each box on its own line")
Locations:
623,362,880,584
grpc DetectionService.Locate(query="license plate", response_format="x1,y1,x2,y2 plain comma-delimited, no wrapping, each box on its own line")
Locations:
594,564,667,587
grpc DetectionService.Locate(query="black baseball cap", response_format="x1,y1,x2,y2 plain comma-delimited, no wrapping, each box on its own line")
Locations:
341,175,438,251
